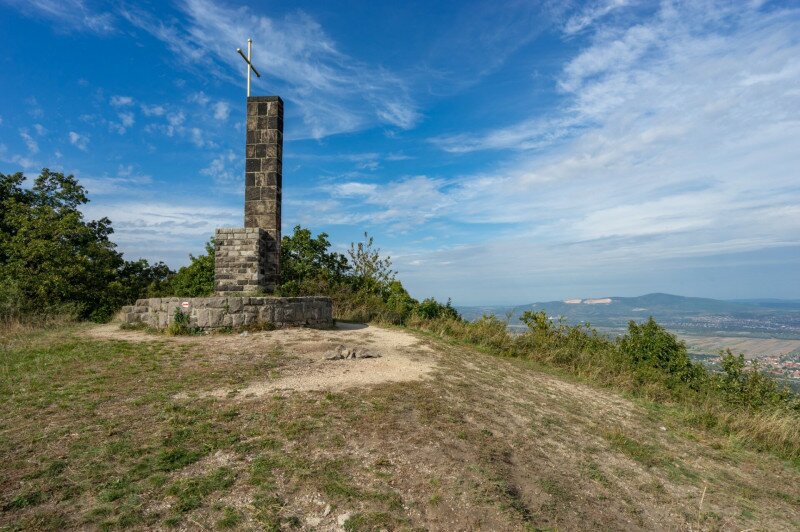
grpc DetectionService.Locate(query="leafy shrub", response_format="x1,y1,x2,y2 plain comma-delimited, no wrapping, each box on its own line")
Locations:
166,308,194,335
157,240,215,297
414,298,461,321
0,169,170,321
714,350,796,410
617,317,704,390
276,227,420,324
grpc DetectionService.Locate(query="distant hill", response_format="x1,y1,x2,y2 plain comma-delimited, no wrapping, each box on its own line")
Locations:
457,293,800,338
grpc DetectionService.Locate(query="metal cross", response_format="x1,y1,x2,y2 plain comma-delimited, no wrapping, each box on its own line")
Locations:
236,38,261,97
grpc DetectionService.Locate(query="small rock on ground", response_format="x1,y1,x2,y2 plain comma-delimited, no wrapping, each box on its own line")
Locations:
323,344,380,360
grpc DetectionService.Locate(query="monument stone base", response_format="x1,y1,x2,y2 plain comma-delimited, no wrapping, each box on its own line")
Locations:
119,296,332,330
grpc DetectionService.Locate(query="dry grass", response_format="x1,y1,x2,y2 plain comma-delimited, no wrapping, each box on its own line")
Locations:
1,322,799,530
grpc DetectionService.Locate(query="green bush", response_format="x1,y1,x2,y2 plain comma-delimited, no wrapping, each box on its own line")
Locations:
158,240,215,297
714,350,796,411
166,308,194,335
617,317,704,390
414,298,461,321
0,169,170,321
406,310,800,460
276,227,422,324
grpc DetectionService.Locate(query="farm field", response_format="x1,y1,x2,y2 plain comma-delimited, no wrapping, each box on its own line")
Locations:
680,335,800,359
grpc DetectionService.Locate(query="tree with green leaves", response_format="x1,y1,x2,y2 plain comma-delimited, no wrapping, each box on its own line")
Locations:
161,240,216,297
279,225,350,296
347,232,396,295
0,169,170,321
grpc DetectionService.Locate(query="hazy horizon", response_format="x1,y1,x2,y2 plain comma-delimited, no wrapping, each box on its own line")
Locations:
455,291,800,309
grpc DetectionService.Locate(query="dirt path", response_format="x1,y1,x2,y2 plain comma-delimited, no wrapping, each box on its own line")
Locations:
86,323,438,395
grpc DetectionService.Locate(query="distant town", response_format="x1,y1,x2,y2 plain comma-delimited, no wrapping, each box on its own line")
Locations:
458,293,800,389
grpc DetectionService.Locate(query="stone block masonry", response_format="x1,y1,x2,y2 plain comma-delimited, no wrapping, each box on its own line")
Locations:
120,94,328,331
212,95,284,295
245,96,282,243
214,227,278,293
119,297,333,330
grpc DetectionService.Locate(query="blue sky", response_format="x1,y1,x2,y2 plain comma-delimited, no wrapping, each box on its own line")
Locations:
1,0,799,305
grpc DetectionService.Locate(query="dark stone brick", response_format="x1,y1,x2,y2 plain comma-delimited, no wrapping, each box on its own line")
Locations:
239,95,283,288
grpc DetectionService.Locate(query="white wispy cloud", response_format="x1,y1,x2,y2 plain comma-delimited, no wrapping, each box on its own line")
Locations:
119,112,135,128
318,1,800,294
26,97,44,119
0,0,115,33
563,0,633,35
68,131,89,151
201,150,239,185
19,129,39,154
298,175,453,231
0,143,40,170
121,0,419,138
109,111,135,134
141,104,166,117
78,165,153,195
110,95,134,107
82,200,240,264
213,101,230,121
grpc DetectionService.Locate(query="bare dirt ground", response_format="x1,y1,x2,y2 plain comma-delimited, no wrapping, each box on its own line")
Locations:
87,323,438,395
2,322,799,530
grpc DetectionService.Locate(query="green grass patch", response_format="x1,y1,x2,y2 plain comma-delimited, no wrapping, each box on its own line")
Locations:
603,429,666,468
167,467,236,513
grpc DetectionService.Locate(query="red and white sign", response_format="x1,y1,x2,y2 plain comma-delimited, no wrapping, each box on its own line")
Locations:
181,301,190,309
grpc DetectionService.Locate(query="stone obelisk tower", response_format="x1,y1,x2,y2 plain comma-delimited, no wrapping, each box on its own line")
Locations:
214,96,283,293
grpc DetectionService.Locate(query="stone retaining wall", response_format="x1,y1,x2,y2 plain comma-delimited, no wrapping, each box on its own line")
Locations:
119,296,332,330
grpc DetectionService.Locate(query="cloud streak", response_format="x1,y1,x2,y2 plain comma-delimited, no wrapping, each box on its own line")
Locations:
0,0,115,33
121,0,419,139
309,1,800,301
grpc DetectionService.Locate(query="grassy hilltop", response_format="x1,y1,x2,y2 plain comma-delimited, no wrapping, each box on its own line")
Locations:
1,320,799,530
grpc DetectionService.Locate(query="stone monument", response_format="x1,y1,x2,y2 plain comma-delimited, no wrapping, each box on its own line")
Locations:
214,96,283,294
119,93,332,330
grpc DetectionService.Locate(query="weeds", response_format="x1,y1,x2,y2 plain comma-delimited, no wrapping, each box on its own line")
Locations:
410,312,800,461
167,308,198,335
